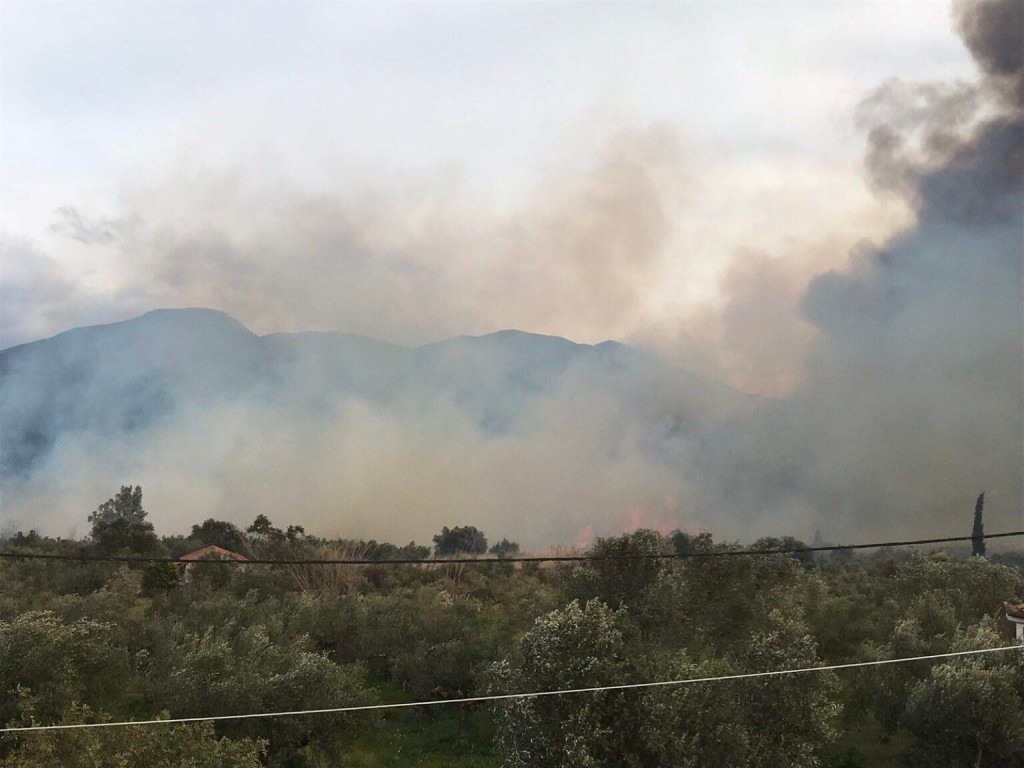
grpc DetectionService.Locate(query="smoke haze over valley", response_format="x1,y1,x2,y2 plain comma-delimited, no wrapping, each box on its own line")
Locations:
1,0,1021,546
1,308,760,544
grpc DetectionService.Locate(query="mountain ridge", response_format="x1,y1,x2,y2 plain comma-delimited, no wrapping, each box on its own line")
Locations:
1,308,628,355
0,307,754,485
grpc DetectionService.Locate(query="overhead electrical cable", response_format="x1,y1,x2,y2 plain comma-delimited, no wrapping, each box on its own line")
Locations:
2,645,1019,734
1,530,1022,566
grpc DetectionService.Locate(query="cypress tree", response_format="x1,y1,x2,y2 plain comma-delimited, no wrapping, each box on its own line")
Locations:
971,492,985,557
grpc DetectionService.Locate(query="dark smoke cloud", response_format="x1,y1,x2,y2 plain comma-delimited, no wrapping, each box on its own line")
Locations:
743,0,1023,537
956,0,1023,81
629,0,1021,542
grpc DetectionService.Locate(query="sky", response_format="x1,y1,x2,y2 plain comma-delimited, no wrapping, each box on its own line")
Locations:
0,0,979,395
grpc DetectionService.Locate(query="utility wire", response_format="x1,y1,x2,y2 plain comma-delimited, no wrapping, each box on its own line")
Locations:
1,530,1022,566
2,645,1019,734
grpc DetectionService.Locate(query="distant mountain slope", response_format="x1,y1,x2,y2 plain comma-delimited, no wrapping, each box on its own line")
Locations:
0,308,752,482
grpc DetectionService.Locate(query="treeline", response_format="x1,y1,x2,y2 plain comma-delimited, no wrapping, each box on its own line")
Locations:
1,486,1022,767
33,485,519,563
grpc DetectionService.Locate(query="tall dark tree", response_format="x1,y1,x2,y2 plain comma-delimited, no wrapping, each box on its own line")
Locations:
246,514,282,539
489,538,520,557
432,526,487,556
972,492,986,557
88,485,158,554
190,519,245,551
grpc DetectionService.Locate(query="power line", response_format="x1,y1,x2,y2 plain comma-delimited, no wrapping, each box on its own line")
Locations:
2,645,1019,734
1,530,1022,566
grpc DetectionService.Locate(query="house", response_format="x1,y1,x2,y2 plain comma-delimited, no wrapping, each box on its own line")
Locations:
1005,601,1024,643
180,544,247,562
178,545,247,575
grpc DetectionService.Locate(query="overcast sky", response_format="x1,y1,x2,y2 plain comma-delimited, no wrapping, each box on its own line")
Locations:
0,0,978,393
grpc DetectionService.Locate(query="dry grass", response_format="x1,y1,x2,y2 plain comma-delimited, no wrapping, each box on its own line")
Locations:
283,540,372,593
536,544,582,569
277,544,573,591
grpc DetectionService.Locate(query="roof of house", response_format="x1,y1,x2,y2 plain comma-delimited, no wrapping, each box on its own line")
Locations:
180,544,247,562
1004,601,1024,621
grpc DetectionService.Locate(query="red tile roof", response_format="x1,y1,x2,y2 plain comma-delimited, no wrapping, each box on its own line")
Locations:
1005,601,1024,621
180,544,246,562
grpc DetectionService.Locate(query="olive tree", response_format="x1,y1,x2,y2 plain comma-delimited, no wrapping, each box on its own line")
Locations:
490,600,839,768
0,611,130,726
735,609,840,768
147,619,374,756
489,599,633,767
903,620,1024,767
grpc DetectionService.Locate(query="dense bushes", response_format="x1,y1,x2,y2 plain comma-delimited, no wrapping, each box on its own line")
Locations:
0,612,130,726
1,520,1022,766
489,600,838,768
1,712,265,768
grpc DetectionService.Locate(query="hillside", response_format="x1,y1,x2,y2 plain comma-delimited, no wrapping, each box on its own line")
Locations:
0,308,752,482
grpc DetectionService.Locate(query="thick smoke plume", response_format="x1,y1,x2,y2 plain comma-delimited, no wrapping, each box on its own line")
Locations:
721,0,1023,538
